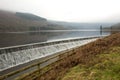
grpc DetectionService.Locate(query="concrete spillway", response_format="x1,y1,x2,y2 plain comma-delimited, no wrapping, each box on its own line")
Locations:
0,37,99,72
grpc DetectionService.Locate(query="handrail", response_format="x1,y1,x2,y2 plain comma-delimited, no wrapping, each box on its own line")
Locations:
0,47,76,80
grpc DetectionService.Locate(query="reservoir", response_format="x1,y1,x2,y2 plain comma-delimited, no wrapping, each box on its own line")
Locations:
0,29,110,48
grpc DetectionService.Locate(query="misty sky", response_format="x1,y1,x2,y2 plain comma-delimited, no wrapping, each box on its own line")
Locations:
0,0,120,22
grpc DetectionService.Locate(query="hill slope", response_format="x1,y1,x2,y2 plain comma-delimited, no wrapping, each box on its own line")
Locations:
0,10,64,32
38,32,120,80
16,12,46,21
62,46,120,80
103,23,120,33
111,23,120,29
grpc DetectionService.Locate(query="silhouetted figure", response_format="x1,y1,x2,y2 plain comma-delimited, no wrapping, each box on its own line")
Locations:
100,25,102,36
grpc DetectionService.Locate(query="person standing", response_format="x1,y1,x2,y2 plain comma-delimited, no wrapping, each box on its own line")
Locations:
100,25,102,36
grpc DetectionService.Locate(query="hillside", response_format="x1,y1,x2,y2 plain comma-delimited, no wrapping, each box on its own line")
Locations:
49,20,113,29
38,32,120,80
111,23,120,31
16,12,46,21
61,33,120,80
62,46,120,80
0,10,65,32
103,23,120,33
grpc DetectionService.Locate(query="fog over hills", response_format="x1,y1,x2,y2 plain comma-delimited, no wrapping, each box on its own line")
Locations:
112,23,120,29
16,12,46,21
0,10,65,32
49,20,115,29
0,10,120,32
110,23,120,33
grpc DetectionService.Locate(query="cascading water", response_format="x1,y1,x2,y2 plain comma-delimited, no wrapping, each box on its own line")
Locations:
0,38,98,72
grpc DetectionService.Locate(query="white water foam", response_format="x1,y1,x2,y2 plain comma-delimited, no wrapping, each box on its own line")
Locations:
0,38,97,71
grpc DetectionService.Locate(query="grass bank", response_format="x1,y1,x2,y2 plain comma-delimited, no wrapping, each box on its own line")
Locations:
62,46,120,80
37,32,120,80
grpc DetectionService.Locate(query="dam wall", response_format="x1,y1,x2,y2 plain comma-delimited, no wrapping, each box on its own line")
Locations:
0,36,103,80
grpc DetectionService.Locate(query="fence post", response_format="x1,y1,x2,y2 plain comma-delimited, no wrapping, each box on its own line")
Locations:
38,64,41,74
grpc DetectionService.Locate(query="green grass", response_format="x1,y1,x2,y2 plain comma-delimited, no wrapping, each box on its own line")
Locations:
62,46,120,80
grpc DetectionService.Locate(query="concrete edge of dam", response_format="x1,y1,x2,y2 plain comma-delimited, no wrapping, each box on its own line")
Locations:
0,35,107,80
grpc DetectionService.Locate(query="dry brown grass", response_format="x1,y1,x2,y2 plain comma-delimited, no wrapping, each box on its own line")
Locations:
37,32,120,80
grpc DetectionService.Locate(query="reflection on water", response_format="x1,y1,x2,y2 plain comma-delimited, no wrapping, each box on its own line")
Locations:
0,30,110,48
48,30,110,41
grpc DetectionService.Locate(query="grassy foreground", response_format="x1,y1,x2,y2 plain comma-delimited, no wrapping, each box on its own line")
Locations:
62,46,120,80
38,32,120,80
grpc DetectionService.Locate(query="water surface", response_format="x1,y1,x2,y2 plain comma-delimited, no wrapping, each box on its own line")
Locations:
0,29,110,48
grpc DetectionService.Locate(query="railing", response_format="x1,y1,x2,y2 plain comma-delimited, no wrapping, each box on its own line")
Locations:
0,36,105,80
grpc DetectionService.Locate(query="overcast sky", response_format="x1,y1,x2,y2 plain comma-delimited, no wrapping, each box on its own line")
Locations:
0,0,120,22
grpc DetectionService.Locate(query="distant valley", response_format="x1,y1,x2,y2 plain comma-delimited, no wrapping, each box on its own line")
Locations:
49,20,115,29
